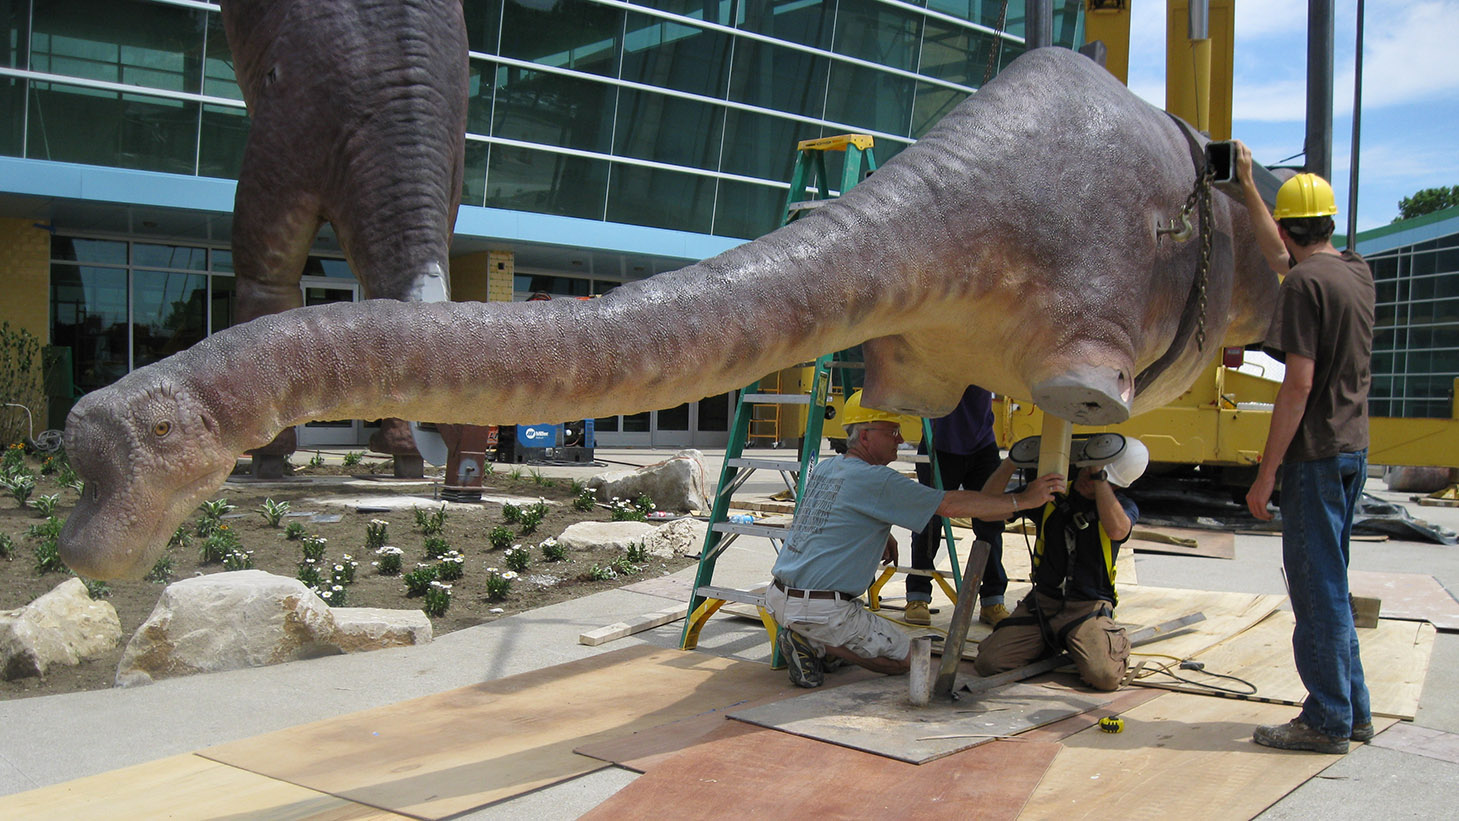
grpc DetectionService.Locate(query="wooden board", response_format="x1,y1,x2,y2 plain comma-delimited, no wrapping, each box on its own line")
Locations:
1113,586,1284,661
1349,570,1459,631
0,754,402,821
1022,693,1360,819
1179,610,1435,719
578,604,685,645
1128,526,1236,560
580,720,1062,821
729,673,1126,764
201,646,803,820
1368,723,1459,765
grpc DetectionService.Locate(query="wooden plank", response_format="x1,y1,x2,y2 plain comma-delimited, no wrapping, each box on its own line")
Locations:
0,754,402,821
1128,526,1236,559
200,646,803,820
1022,694,1361,819
1176,610,1435,719
934,540,989,697
1349,570,1459,631
580,721,1061,821
578,604,685,646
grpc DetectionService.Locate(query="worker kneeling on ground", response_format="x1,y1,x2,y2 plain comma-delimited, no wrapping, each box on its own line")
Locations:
767,390,1064,688
972,440,1149,691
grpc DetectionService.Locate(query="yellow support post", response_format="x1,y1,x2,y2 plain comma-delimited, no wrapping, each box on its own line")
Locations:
1166,0,1235,139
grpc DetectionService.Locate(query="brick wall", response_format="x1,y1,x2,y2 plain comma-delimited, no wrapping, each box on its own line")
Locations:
448,249,514,303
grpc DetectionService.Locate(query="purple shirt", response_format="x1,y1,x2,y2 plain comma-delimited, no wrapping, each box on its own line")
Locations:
930,386,996,455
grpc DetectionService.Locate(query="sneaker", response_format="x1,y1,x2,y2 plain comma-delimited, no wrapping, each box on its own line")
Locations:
1351,722,1375,743
1253,718,1349,754
979,603,1011,626
777,627,824,689
904,601,932,625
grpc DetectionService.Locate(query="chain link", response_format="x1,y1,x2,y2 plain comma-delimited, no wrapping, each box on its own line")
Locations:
1195,167,1214,351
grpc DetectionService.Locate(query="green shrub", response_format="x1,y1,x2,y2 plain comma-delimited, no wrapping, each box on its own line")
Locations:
501,502,522,524
488,525,514,551
573,489,597,512
422,581,452,616
436,550,466,581
284,521,308,541
484,568,516,600
257,498,290,527
299,535,328,562
504,544,531,573
539,537,567,562
414,504,447,535
364,518,389,550
31,493,60,516
423,535,451,559
223,549,254,571
373,545,404,575
343,451,364,467
147,552,175,584
403,564,439,596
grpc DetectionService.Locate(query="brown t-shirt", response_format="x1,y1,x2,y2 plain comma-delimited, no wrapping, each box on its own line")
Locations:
1263,250,1375,462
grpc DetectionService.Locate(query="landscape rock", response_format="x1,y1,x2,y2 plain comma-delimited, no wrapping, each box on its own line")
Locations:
1386,466,1456,494
331,607,433,652
557,520,656,551
116,570,340,687
588,449,709,512
641,518,709,558
0,578,122,681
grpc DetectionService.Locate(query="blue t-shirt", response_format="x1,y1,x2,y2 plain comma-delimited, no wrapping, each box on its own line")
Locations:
930,386,996,455
772,456,944,595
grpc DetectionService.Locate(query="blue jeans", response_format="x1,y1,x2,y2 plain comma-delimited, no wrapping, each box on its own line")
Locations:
1279,450,1371,738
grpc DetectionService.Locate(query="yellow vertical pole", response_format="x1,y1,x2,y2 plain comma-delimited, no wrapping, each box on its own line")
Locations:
1083,1,1133,84
1037,414,1073,481
1166,0,1236,139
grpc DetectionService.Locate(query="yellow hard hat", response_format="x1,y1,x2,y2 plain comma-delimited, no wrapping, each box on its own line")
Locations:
1273,173,1338,220
840,390,916,429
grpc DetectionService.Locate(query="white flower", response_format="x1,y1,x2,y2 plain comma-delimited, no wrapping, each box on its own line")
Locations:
501,571,519,580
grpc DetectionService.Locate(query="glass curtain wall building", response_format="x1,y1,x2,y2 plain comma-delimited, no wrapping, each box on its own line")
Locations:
1,0,1084,446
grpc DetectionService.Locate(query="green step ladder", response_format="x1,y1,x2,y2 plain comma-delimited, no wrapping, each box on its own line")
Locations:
679,135,965,659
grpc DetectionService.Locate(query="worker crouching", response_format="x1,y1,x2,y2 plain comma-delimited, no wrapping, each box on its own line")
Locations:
973,440,1149,690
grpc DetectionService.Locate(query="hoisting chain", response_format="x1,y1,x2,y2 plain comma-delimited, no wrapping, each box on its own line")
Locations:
1194,165,1213,350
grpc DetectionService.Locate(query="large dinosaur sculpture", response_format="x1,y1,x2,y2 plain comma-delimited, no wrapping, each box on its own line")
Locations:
219,0,469,469
59,48,1279,580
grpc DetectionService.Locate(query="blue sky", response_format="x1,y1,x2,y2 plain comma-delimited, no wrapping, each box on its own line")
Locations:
1121,0,1459,234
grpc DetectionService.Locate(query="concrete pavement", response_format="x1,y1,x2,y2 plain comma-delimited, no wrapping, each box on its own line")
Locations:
1,447,1456,818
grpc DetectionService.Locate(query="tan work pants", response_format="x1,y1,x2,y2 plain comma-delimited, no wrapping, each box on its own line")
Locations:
972,593,1130,691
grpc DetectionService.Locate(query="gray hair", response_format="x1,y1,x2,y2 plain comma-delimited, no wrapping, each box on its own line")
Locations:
844,422,869,444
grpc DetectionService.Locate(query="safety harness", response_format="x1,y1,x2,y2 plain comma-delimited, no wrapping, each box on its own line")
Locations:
998,498,1119,652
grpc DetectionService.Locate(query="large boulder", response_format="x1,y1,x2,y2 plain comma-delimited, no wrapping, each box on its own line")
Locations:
641,518,709,558
557,520,656,551
588,449,709,512
331,607,433,652
1386,466,1456,494
0,578,122,680
116,570,340,687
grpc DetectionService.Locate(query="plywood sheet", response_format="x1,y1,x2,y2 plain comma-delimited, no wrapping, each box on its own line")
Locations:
580,720,1062,821
1179,610,1435,719
1113,585,1285,661
1368,723,1459,764
0,754,401,821
729,673,1125,764
1349,570,1459,631
201,646,801,820
1022,693,1356,819
1128,526,1236,559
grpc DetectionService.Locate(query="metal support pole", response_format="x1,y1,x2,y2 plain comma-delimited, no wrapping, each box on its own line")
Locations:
1346,0,1365,250
1306,0,1335,180
1026,0,1054,50
1187,0,1211,134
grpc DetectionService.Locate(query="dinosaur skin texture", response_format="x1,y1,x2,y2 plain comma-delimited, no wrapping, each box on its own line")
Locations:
59,48,1279,580
220,0,469,460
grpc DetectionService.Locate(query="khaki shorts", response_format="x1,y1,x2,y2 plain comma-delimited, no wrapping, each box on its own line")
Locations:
766,583,911,662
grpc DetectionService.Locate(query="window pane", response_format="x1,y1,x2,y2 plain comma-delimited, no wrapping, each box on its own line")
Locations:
2,0,29,69
133,269,206,368
486,144,609,220
622,411,649,432
0,77,21,157
713,177,783,239
303,258,354,278
202,13,242,101
824,62,914,136
636,0,735,23
613,89,723,170
198,103,249,179
737,0,834,51
492,65,616,154
50,263,128,394
499,0,622,78
513,274,590,298
594,415,619,432
467,59,495,135
698,391,731,431
832,0,921,68
727,37,828,119
27,82,199,174
464,0,504,53
659,402,689,430
31,0,205,94
134,243,207,270
210,249,233,272
622,12,733,99
463,140,489,207
607,163,716,234
52,236,126,264
718,108,805,182
210,273,236,333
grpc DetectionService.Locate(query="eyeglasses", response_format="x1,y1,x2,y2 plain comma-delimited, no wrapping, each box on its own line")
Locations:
864,425,903,440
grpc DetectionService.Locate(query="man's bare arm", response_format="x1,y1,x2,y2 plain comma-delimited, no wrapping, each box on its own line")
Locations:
937,472,1064,520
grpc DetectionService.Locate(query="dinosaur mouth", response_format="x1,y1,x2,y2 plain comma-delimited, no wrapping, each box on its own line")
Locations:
1031,365,1133,426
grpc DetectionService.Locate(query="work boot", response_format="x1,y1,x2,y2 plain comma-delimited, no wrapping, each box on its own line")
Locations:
1351,722,1375,742
777,627,824,688
904,601,932,625
979,603,1011,626
1252,718,1349,754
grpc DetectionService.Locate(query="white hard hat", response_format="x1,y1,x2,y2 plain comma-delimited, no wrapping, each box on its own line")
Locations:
1103,438,1149,488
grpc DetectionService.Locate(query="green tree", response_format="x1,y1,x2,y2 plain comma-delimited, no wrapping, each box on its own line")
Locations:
1395,185,1459,222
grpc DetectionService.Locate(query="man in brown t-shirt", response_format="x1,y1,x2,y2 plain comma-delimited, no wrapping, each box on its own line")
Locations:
1235,142,1375,755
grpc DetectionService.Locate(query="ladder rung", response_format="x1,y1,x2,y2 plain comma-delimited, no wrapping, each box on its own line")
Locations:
712,521,790,539
727,457,802,472
786,199,832,213
694,585,767,606
744,393,812,405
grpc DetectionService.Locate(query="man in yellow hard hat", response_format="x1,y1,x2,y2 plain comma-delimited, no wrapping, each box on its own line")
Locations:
766,390,1064,688
1234,142,1376,754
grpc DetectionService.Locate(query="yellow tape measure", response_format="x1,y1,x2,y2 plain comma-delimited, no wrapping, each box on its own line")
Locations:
1098,716,1124,733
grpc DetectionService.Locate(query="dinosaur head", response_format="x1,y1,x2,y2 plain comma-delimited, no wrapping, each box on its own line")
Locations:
60,371,236,580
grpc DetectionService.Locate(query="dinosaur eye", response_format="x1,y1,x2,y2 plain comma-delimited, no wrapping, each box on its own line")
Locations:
154,420,172,438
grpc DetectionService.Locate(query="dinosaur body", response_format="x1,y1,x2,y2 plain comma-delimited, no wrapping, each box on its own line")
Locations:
60,48,1279,580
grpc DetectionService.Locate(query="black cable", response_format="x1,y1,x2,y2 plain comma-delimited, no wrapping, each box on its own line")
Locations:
1146,664,1259,696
